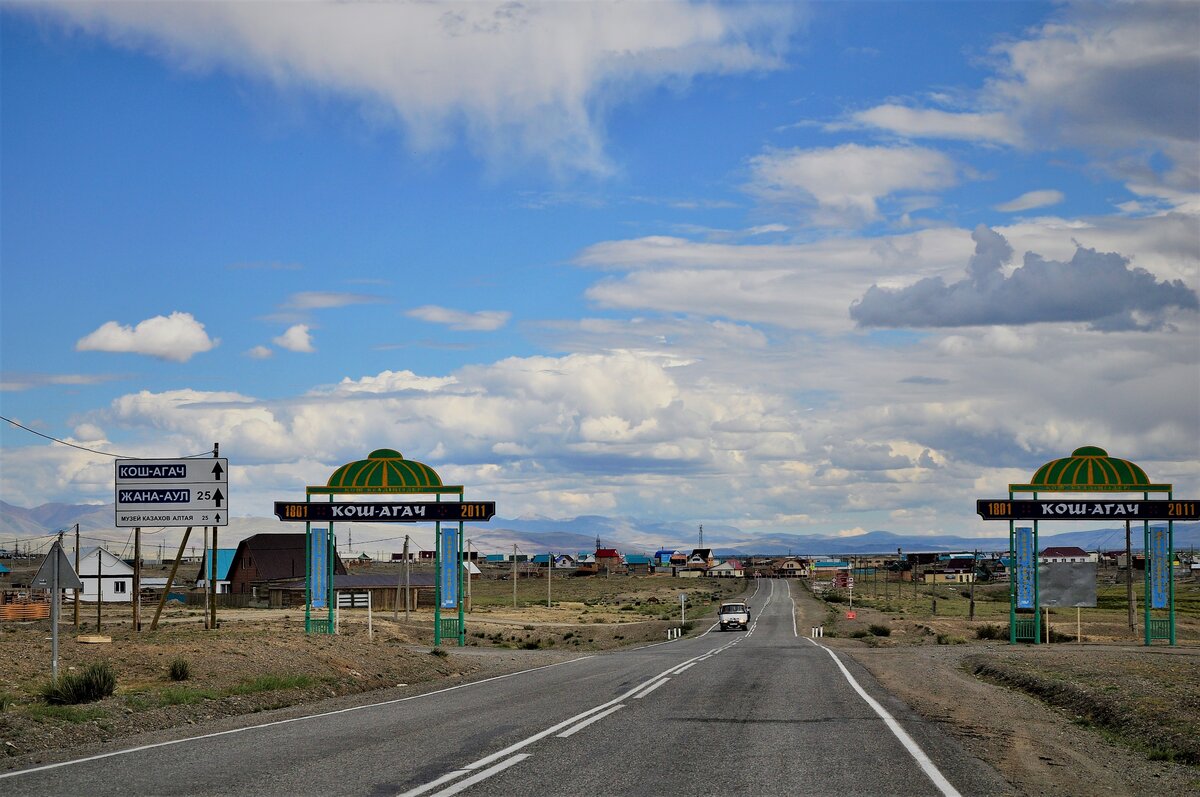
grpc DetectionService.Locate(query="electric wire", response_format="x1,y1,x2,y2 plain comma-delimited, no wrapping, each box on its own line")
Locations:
0,414,215,459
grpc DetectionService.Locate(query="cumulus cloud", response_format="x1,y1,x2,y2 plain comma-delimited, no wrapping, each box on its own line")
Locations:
273,324,315,353
843,4,1199,206
28,1,798,175
995,189,1064,213
850,225,1199,331
747,144,960,226
75,311,217,362
245,346,273,360
407,305,511,331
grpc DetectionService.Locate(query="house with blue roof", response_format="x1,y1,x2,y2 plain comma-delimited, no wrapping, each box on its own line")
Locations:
196,548,236,594
625,554,652,575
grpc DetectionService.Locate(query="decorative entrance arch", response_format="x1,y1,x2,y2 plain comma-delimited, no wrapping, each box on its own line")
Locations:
976,446,1197,646
274,449,494,644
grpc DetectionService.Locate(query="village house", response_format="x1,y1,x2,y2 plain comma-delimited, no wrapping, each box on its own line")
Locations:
687,548,715,572
775,559,809,578
707,559,744,578
226,533,348,595
624,554,652,575
596,547,622,574
68,547,134,603
1040,546,1093,563
195,548,235,594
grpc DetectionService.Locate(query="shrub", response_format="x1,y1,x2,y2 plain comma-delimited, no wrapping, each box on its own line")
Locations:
936,633,966,646
868,624,891,637
167,658,191,682
41,662,117,705
974,623,1008,640
0,692,14,712
430,647,449,658
849,629,870,639
521,640,540,650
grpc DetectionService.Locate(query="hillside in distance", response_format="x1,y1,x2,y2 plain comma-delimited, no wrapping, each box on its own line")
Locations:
3,501,1196,558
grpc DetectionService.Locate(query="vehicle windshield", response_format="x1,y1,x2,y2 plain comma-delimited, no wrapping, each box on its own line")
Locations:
721,604,747,614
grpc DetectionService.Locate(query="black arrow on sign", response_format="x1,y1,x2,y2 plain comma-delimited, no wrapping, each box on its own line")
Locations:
212,462,225,480
213,488,224,508
214,513,222,523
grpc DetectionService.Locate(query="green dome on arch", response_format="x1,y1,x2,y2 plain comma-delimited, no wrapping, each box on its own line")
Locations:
1010,446,1171,493
323,449,449,492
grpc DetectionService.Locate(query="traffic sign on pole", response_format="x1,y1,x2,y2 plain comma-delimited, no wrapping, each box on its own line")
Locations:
114,458,229,527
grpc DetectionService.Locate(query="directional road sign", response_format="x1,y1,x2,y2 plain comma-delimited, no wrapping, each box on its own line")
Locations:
115,458,229,527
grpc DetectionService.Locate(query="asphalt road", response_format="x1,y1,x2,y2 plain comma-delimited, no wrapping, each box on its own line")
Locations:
3,579,1013,796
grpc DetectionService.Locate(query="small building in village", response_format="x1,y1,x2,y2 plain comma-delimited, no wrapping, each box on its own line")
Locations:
195,548,236,594
687,549,714,572
707,559,744,578
69,547,134,603
226,533,348,595
624,554,652,575
1040,546,1092,563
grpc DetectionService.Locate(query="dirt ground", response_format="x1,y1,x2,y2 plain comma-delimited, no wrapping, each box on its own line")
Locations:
787,585,1200,796
2,580,1199,795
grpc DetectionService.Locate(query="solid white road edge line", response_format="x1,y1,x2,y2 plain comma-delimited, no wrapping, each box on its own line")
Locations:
785,579,798,637
804,638,962,797
427,754,532,797
556,705,625,738
0,655,593,782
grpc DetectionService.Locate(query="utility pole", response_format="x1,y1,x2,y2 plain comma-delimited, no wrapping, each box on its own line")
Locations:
395,535,409,623
466,539,473,613
133,526,141,632
73,524,80,628
405,535,411,621
969,549,978,622
512,544,518,609
547,550,552,608
1125,519,1136,633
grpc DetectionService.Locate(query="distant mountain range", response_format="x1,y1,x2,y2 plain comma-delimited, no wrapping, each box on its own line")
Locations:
2,500,1197,558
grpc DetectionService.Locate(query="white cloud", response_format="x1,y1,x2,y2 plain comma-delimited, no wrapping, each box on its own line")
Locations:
407,305,511,331
847,104,1022,145
994,189,1064,213
0,373,120,391
30,1,799,175
747,144,960,226
284,291,387,310
75,311,217,362
273,324,315,353
245,345,273,360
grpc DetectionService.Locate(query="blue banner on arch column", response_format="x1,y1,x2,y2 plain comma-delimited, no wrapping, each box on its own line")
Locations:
1015,527,1035,609
311,527,328,609
439,525,459,610
1150,527,1169,609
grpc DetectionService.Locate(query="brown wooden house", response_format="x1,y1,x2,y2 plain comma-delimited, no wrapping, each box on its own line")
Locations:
227,533,347,595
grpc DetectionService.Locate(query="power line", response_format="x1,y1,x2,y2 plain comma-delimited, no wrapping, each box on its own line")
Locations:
0,415,215,459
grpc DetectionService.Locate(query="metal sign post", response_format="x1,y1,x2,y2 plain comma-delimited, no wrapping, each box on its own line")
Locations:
32,539,83,680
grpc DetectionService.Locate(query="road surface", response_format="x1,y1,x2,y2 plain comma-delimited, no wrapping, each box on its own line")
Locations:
3,579,1012,796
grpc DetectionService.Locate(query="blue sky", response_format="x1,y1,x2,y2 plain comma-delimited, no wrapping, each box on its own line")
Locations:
2,1,1197,542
